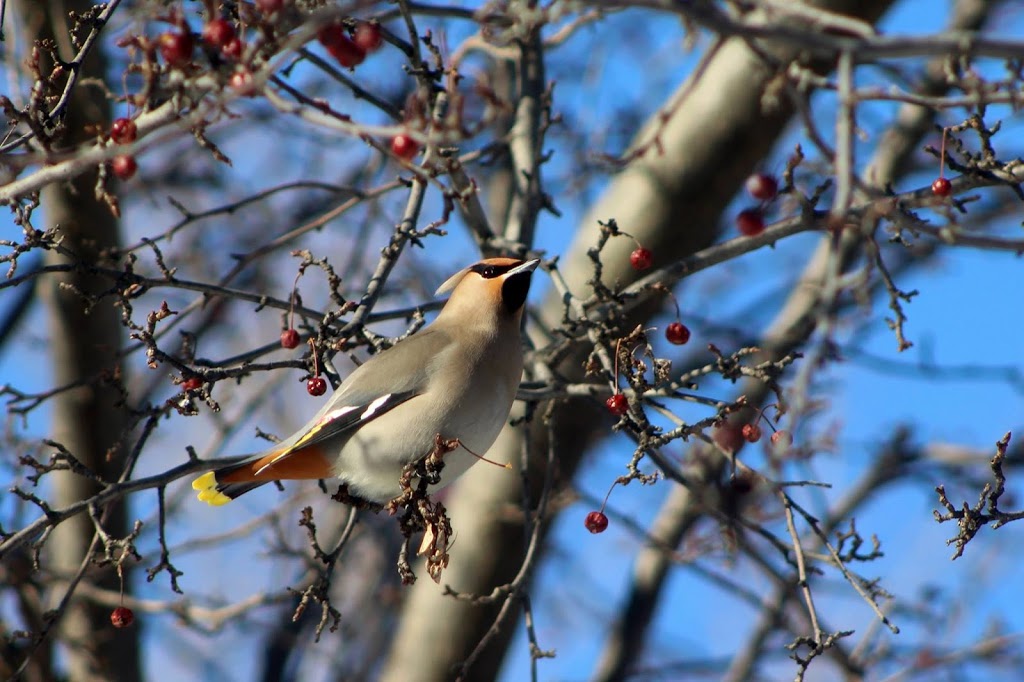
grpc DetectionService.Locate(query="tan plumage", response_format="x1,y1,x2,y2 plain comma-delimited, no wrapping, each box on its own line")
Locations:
192,257,538,506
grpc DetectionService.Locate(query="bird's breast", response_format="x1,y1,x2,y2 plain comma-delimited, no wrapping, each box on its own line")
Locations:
330,333,523,503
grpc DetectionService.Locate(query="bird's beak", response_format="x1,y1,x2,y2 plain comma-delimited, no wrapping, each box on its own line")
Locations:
506,258,540,278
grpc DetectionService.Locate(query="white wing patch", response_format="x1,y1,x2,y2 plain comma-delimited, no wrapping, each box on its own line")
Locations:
254,406,361,475
251,391,415,475
360,394,392,421
319,405,360,426
253,397,399,476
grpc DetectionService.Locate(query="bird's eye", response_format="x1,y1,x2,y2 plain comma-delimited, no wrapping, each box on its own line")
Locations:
480,266,498,278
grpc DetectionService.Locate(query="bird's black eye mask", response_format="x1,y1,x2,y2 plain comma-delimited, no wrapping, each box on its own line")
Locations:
470,262,516,279
468,261,534,312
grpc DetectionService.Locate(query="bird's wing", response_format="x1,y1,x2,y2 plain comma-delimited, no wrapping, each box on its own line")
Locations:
252,389,419,476
332,327,454,400
250,329,458,476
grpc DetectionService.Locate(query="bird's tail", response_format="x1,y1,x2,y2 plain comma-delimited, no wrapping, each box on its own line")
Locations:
192,443,334,506
191,457,270,506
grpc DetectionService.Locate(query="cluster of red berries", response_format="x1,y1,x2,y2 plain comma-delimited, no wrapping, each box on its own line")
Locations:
116,15,229,179
318,21,384,69
735,422,792,451
313,22,417,162
108,117,139,180
280,329,329,396
202,18,243,60
627,246,691,344
736,173,778,237
159,2,293,66
614,242,695,415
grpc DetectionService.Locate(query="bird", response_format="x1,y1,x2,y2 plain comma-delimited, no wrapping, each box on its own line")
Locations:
192,257,539,507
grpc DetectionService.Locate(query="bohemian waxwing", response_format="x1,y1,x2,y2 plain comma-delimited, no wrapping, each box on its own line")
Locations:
192,257,539,506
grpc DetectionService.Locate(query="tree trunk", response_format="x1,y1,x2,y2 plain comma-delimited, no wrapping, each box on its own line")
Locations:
16,1,141,679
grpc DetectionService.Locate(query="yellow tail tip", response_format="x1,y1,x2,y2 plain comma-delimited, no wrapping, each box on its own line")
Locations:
192,471,232,507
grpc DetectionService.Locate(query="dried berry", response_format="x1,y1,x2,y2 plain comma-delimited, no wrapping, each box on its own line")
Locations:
110,606,134,628
605,393,628,416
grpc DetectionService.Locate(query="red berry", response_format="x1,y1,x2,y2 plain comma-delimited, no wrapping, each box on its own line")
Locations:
317,25,343,47
307,376,327,396
629,247,653,271
390,133,419,161
771,430,792,449
110,606,134,628
584,510,609,534
182,377,202,392
110,118,137,144
736,208,765,236
280,328,300,349
318,26,365,67
328,37,365,67
665,322,690,345
741,423,761,443
605,393,628,416
255,0,284,13
745,173,778,201
202,19,236,49
931,177,952,197
158,30,194,67
111,155,137,180
221,37,243,60
353,22,383,53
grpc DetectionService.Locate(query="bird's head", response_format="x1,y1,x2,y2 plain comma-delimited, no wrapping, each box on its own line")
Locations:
435,257,540,322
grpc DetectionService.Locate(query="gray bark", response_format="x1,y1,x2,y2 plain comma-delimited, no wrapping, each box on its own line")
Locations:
15,1,142,679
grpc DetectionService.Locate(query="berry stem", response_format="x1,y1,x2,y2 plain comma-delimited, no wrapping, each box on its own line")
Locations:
661,285,681,319
600,479,620,513
116,562,125,605
612,336,622,394
938,127,947,180
288,270,303,331
751,402,781,429
308,338,320,376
